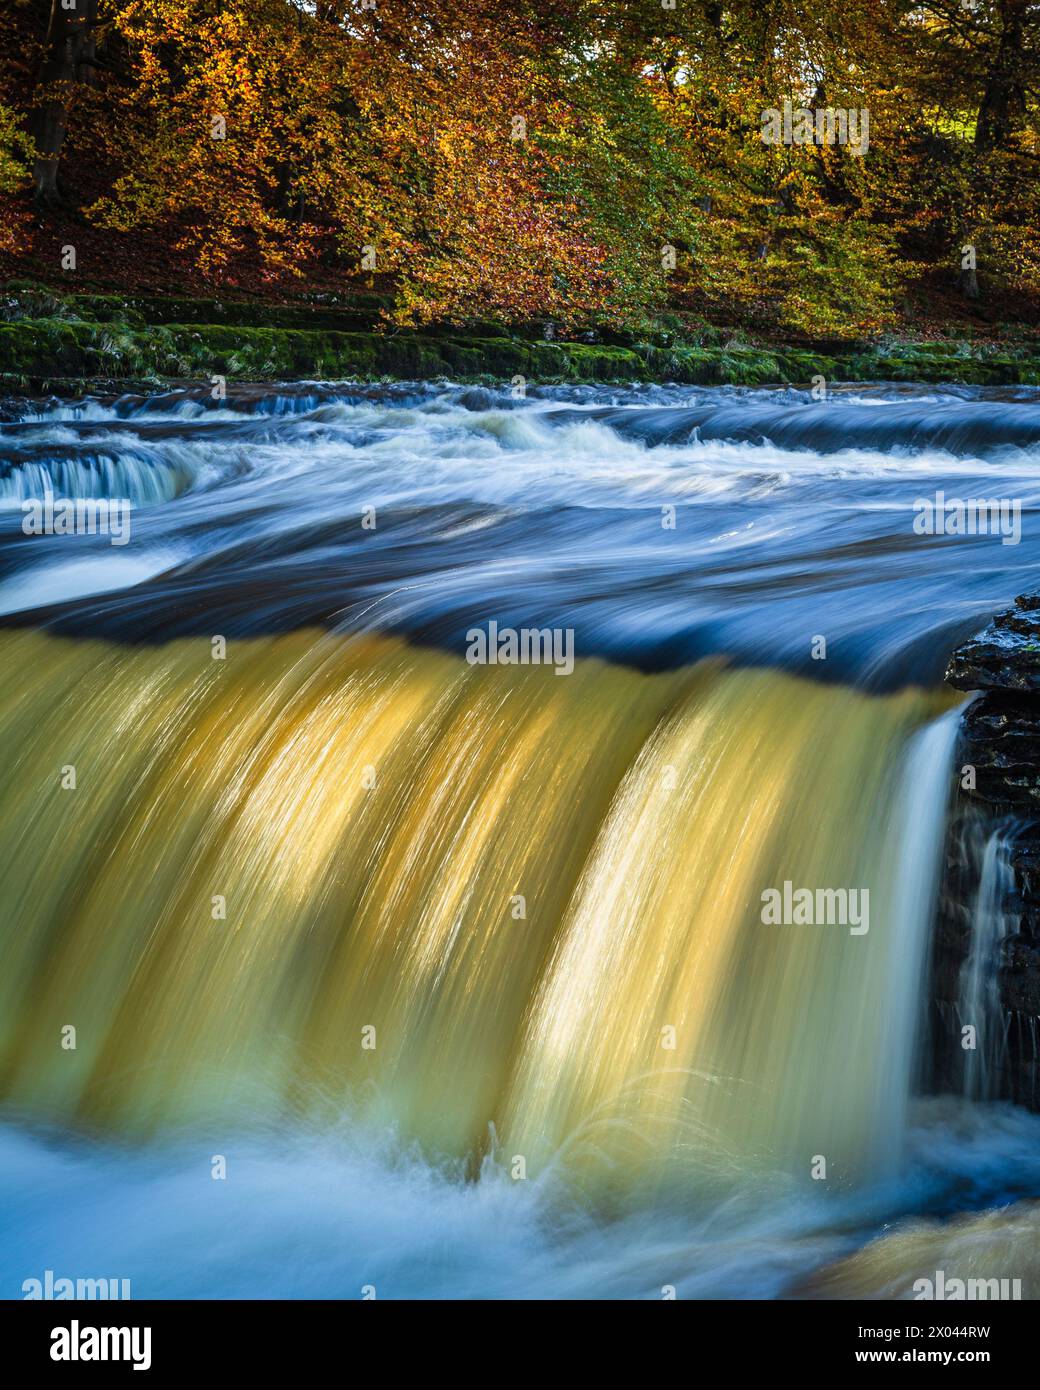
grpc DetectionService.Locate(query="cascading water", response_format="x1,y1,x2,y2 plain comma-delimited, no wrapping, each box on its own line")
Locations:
958,826,1020,1101
2,380,1040,1298
0,633,955,1170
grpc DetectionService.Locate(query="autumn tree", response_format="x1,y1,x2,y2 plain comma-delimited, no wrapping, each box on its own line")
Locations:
1,0,1039,334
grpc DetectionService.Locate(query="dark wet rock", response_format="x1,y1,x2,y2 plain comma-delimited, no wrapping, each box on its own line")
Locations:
994,606,1040,638
947,593,1040,694
934,597,1040,1108
946,620,1040,693
0,395,35,422
956,694,1040,808
928,804,1040,1109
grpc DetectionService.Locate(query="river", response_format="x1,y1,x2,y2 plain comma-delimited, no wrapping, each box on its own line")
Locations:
1,380,1039,1298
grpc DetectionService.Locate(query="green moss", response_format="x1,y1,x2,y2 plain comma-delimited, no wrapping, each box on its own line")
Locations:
1,284,396,332
3,310,1040,390
830,338,1040,384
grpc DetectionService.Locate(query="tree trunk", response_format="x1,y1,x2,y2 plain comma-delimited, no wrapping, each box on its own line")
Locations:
957,220,981,301
975,1,1027,151
30,0,98,206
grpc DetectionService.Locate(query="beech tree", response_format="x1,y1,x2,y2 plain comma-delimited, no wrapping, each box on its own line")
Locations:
1,0,1039,332
30,0,99,205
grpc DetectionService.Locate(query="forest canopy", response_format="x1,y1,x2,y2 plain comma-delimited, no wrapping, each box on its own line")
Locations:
2,0,1039,338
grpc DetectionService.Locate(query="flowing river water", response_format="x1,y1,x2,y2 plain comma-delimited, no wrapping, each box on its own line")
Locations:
2,380,1040,1299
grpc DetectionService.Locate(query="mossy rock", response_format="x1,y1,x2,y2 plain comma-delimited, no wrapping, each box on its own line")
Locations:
4,310,1040,388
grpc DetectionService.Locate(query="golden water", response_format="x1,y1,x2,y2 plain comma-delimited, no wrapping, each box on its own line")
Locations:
0,629,957,1197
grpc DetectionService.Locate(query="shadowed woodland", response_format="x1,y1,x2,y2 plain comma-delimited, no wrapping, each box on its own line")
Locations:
2,0,1040,339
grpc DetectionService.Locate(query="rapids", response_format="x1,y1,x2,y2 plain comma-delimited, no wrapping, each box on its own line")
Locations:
2,380,1040,1299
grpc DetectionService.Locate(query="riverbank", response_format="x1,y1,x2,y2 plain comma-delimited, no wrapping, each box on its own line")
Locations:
4,286,1040,393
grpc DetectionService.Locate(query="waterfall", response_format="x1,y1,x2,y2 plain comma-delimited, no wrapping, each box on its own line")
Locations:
5,380,1040,1298
958,827,1019,1100
0,625,957,1196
